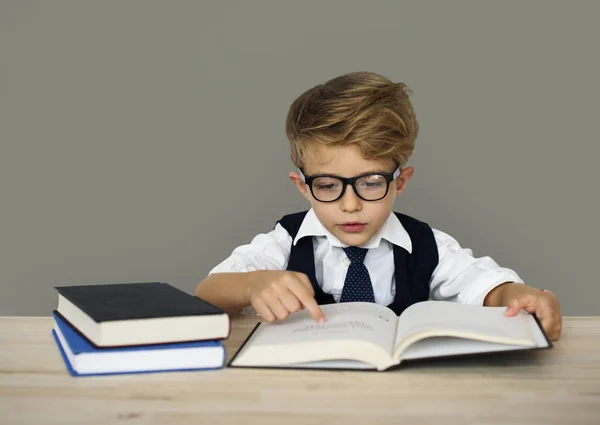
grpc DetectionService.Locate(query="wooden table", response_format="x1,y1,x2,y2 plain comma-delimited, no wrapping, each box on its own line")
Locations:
1,315,599,425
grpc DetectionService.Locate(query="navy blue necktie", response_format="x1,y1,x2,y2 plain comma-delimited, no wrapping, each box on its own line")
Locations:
340,246,375,303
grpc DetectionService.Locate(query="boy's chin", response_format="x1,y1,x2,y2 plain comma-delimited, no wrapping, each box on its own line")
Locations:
334,231,373,247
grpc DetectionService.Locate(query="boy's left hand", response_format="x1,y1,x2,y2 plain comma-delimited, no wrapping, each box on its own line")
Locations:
485,282,562,341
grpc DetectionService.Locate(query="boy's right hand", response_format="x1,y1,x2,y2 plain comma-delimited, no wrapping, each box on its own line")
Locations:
246,271,326,323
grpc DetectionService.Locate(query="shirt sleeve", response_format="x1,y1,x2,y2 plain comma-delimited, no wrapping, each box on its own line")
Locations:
429,228,524,305
208,223,293,274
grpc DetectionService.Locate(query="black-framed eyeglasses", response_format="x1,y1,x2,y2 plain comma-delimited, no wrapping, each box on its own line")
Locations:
299,166,401,202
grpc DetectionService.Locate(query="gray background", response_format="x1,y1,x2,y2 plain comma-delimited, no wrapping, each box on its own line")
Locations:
1,1,598,316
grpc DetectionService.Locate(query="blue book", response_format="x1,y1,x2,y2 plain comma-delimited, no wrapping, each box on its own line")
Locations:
52,312,225,376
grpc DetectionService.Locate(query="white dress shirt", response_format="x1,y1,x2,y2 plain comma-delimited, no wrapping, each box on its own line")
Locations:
209,209,523,306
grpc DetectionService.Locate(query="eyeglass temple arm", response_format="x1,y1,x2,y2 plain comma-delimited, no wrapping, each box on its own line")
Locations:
298,169,306,182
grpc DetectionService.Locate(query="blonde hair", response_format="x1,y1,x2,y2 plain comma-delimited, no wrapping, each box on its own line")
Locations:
286,71,419,168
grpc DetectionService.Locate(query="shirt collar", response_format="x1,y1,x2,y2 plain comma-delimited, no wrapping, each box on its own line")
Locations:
293,209,413,253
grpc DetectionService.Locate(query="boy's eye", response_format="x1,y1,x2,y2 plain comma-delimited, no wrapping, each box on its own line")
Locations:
363,181,385,188
316,183,339,191
357,176,386,190
313,177,342,192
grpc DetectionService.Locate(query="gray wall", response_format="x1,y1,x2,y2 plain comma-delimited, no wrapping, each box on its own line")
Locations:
1,1,598,316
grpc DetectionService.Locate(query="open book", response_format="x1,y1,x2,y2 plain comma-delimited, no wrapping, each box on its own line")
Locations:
229,301,551,371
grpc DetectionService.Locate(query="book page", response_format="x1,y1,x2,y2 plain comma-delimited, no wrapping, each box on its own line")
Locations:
244,302,398,355
399,336,533,361
266,359,377,370
393,301,540,357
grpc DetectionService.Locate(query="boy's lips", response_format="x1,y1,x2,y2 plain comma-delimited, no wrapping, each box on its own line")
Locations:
338,222,367,233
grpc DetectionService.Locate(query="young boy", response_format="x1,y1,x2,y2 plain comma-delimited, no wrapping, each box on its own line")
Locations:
195,71,562,341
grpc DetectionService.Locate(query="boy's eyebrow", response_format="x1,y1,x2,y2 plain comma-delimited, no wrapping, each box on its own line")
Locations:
308,168,396,176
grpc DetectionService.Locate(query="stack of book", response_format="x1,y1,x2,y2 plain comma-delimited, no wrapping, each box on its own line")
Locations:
51,282,230,377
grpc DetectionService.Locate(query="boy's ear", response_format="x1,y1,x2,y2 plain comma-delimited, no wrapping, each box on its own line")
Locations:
289,172,311,200
395,166,414,196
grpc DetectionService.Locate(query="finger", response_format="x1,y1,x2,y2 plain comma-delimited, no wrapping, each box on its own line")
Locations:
540,313,561,341
252,298,276,323
288,281,326,323
293,272,315,296
540,316,560,341
504,306,521,317
536,300,562,341
262,292,292,321
504,294,539,316
552,320,562,340
273,286,303,314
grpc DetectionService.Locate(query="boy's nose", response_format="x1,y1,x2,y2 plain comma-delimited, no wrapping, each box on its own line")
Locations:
340,185,362,212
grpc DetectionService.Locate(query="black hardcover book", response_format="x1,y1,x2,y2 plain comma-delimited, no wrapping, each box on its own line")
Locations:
55,282,230,347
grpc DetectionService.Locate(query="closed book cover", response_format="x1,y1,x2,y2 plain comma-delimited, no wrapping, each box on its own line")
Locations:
54,282,230,346
52,311,225,376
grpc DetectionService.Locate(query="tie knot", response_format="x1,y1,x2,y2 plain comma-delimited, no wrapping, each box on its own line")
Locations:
343,246,368,263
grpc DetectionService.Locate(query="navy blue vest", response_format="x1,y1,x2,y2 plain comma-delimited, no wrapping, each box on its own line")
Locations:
277,211,439,315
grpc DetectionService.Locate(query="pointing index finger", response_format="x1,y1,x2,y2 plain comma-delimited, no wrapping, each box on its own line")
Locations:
288,282,326,323
302,296,326,324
